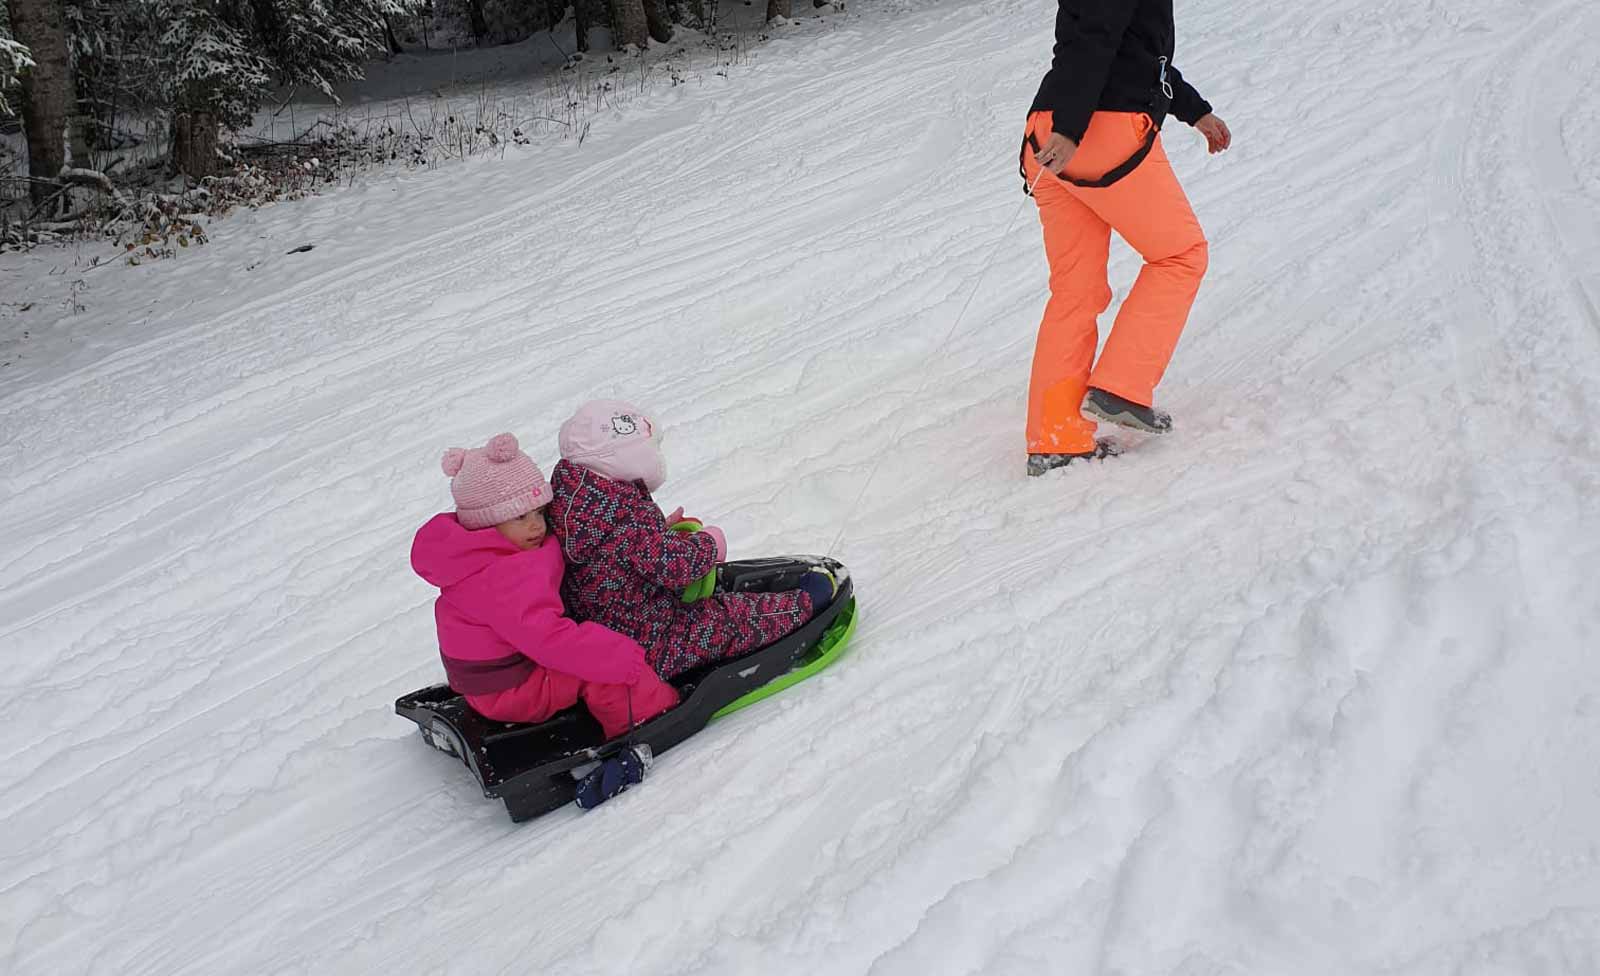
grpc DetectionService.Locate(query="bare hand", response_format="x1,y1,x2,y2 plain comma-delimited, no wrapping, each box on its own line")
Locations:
1196,113,1231,154
1035,132,1078,174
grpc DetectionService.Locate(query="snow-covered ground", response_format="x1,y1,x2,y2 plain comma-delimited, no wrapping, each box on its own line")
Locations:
4,0,1600,972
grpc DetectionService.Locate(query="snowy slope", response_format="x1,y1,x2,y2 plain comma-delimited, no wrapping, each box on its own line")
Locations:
4,0,1600,973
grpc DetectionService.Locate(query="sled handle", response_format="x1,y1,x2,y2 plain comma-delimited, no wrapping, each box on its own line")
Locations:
670,520,718,603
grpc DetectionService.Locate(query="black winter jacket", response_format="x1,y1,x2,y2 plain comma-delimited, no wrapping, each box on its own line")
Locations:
1030,0,1212,143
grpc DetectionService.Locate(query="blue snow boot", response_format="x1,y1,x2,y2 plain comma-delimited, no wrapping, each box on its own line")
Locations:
574,744,653,810
798,568,838,613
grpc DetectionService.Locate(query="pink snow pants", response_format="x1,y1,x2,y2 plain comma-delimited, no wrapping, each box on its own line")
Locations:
467,667,679,741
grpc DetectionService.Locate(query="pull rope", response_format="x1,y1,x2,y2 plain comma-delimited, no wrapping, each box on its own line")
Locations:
823,192,1034,559
1029,162,1051,195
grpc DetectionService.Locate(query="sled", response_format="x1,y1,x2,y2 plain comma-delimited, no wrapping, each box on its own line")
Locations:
395,556,857,822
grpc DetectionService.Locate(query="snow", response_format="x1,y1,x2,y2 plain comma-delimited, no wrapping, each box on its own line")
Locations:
4,0,1600,972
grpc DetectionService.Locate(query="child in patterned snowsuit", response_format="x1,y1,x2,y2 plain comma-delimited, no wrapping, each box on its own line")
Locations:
548,401,834,679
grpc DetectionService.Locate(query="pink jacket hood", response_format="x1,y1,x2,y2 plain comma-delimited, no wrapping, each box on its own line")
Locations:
411,511,523,587
410,513,647,689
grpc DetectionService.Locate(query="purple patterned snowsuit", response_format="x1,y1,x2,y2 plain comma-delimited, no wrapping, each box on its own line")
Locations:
548,459,814,679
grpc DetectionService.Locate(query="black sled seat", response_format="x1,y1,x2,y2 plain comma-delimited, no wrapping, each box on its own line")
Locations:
396,556,856,822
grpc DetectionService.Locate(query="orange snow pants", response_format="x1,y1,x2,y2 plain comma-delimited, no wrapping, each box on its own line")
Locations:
1021,110,1209,454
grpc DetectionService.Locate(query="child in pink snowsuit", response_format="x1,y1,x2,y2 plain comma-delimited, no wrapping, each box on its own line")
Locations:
548,401,831,679
410,432,679,739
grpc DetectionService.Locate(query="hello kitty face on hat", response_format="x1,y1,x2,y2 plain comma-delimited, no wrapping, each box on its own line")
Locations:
559,400,665,490
607,412,655,441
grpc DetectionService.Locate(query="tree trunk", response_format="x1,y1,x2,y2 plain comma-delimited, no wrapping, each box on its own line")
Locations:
573,0,593,52
383,14,405,55
171,110,221,178
10,0,73,206
642,0,672,43
466,0,490,44
69,112,93,168
70,65,94,169
608,0,649,49
766,0,791,20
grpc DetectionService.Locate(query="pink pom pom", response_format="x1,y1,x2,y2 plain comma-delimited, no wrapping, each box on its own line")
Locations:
485,432,519,463
441,448,466,477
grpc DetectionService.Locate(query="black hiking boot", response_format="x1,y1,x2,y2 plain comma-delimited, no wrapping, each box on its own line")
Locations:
1026,437,1122,476
1082,387,1172,434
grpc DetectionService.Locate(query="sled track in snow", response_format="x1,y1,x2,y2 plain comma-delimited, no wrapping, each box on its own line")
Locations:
1422,0,1600,644
1514,3,1600,341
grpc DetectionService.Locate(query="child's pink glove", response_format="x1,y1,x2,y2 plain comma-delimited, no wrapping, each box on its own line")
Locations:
701,525,727,562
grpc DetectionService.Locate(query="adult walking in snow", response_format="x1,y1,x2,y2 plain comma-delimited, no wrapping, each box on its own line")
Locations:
1019,0,1230,476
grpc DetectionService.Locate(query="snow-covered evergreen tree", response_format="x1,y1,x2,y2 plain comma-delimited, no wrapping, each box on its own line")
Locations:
58,0,423,174
160,0,422,170
1,34,33,117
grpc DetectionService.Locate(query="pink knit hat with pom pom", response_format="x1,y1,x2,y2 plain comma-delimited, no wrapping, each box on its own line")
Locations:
441,433,553,530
